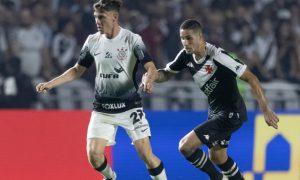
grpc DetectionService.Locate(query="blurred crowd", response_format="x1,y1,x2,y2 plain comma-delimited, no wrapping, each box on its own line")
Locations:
1,0,300,108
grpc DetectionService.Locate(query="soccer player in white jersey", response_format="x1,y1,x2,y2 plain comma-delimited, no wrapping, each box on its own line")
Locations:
36,0,168,180
142,19,279,180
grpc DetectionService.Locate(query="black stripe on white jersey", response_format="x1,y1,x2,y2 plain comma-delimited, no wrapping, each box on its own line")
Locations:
220,50,245,65
187,55,211,75
78,46,94,68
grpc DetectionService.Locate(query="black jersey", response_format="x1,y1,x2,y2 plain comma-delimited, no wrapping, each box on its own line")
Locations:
165,43,247,121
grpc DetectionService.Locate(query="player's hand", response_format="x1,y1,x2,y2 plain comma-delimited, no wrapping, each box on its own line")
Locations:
264,109,279,129
36,82,52,93
140,73,154,93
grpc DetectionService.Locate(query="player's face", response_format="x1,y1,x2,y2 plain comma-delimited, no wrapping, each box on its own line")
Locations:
180,29,202,54
94,9,117,34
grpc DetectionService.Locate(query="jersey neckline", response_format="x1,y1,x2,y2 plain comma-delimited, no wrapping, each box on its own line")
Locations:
103,26,123,41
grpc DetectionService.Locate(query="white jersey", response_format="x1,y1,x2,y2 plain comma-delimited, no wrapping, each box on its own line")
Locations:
78,28,152,113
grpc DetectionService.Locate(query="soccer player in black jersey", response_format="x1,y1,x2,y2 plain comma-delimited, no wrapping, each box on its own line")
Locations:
36,0,168,180
142,19,279,180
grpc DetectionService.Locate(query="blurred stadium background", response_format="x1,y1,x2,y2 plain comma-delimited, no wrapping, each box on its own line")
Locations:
0,0,300,179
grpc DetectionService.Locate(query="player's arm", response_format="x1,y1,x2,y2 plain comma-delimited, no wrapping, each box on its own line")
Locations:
240,68,279,129
36,63,87,93
155,69,175,83
142,61,158,93
141,67,174,93
141,69,174,93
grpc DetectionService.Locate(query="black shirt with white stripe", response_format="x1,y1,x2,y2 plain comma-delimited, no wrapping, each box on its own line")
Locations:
165,43,247,121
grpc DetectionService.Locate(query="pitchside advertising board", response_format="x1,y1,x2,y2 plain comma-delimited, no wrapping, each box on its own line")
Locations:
0,110,299,180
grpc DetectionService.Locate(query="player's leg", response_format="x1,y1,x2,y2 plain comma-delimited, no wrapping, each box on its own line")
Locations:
86,111,117,180
87,138,116,180
124,108,167,179
207,112,245,180
209,146,244,180
178,130,224,180
134,137,167,180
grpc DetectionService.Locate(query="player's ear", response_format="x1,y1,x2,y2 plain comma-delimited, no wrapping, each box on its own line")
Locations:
112,11,119,21
197,30,204,40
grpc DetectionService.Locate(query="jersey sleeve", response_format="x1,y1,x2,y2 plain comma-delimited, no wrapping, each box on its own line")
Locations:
77,35,94,68
133,36,152,65
214,49,247,78
165,49,187,73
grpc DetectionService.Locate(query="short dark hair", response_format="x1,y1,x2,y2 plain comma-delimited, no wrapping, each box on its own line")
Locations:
180,19,203,32
93,0,122,12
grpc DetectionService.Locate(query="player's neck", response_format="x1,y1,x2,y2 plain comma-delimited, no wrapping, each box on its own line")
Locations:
194,44,206,60
106,25,121,39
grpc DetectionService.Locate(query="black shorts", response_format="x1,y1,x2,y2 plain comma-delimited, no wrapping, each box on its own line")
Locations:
194,112,244,149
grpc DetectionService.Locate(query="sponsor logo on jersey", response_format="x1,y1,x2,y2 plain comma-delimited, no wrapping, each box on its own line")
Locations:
93,52,101,56
114,66,124,73
101,103,126,110
117,47,128,60
203,77,219,96
99,73,119,79
105,52,112,58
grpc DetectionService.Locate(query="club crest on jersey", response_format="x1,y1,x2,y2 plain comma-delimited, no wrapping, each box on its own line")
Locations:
204,65,214,74
117,47,128,60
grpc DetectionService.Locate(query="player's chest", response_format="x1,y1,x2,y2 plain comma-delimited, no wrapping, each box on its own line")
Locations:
92,43,131,63
188,59,218,80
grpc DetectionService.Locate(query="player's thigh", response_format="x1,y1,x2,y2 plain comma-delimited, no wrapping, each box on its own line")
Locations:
87,111,118,146
87,138,108,155
194,117,243,149
125,108,151,143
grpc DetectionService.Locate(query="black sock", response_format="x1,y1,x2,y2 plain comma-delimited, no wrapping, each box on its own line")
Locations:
186,149,223,179
148,161,167,179
95,157,114,179
217,156,244,180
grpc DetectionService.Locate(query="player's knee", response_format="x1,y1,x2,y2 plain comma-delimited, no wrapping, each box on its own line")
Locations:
87,148,104,168
178,138,194,156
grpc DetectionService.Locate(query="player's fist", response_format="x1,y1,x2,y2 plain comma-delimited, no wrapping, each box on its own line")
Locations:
140,73,153,93
36,82,52,93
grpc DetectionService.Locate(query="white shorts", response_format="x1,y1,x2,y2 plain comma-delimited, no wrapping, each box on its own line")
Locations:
87,108,151,146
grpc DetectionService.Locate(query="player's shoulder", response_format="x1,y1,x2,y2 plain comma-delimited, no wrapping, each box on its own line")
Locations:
120,28,142,43
84,32,102,47
177,48,189,56
206,42,222,55
173,48,190,62
121,28,140,37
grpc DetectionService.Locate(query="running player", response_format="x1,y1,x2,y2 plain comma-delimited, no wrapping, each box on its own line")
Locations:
142,19,279,180
36,0,167,179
